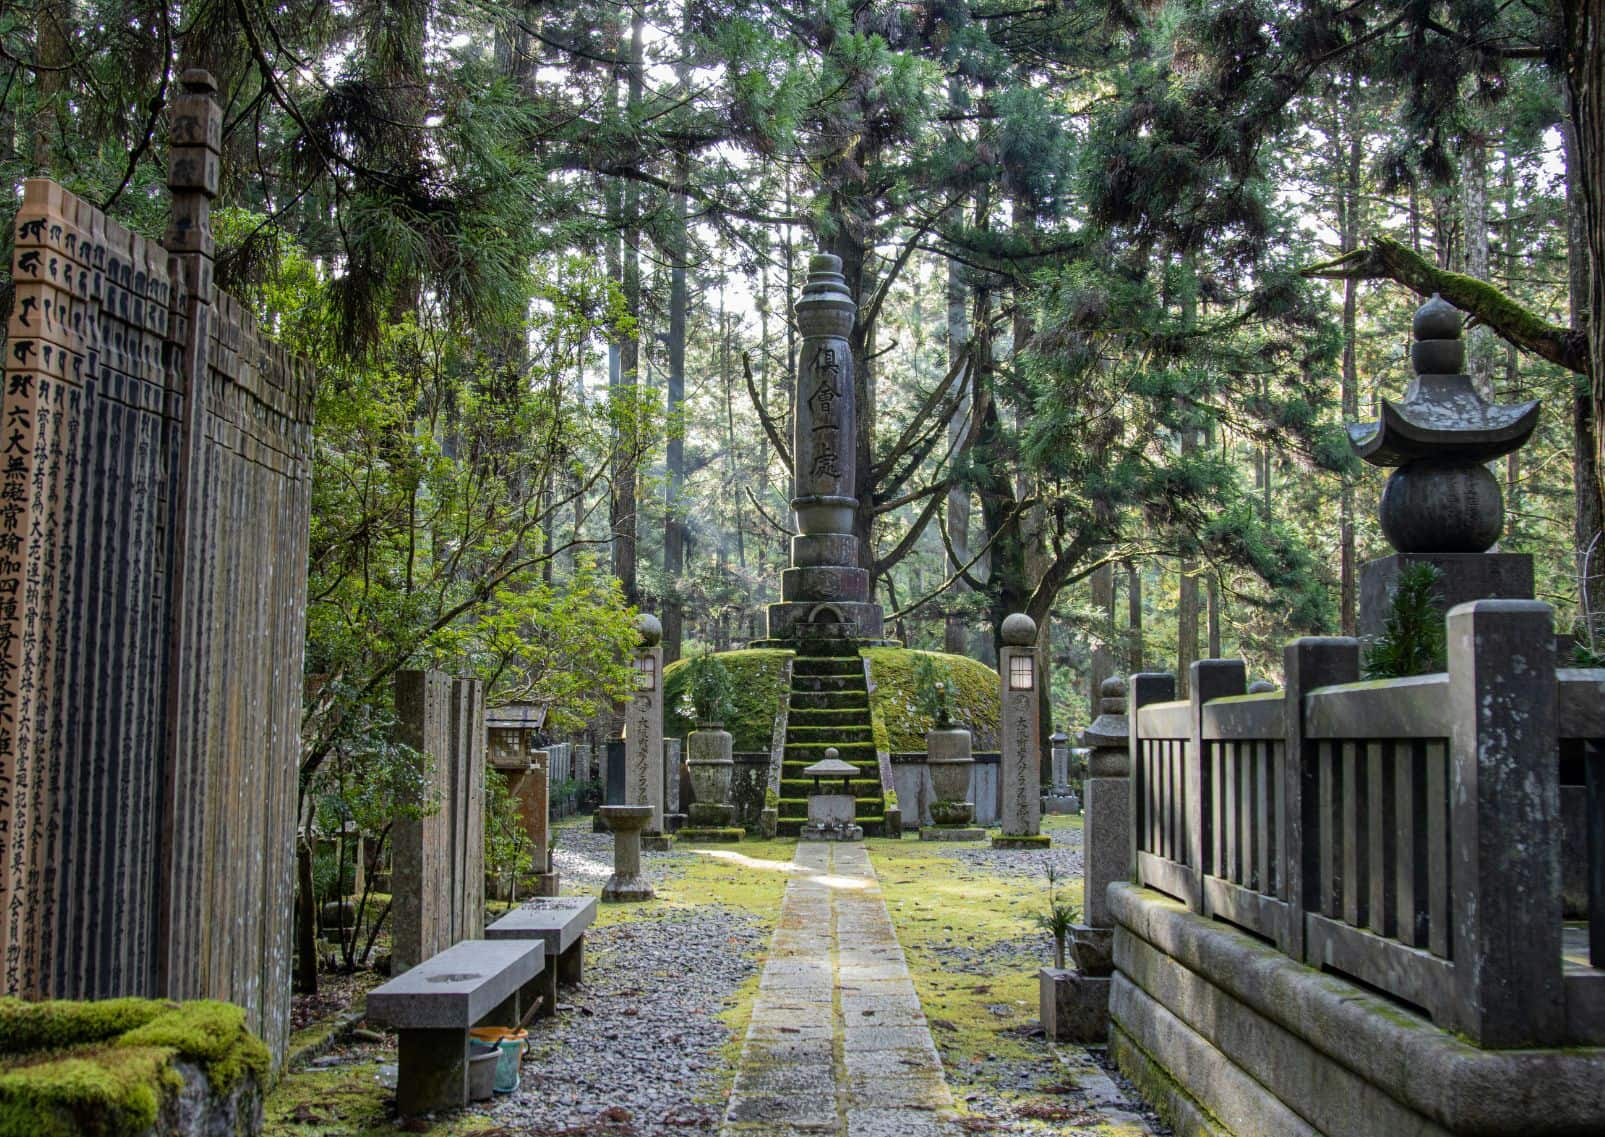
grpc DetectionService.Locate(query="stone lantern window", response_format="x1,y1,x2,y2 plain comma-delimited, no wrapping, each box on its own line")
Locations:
1009,654,1036,691
635,655,657,691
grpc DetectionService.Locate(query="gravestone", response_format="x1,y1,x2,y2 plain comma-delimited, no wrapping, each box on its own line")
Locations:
625,614,668,847
994,614,1048,848
392,670,487,973
0,72,312,1062
756,254,884,646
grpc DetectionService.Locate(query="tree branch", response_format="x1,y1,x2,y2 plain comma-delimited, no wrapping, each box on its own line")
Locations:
745,486,796,537
1302,234,1587,373
742,351,792,471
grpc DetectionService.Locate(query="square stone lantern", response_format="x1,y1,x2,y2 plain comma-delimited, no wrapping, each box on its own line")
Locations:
800,749,862,841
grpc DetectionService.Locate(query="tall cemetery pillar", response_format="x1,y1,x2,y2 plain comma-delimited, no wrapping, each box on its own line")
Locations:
993,613,1049,848
1080,678,1130,929
626,614,669,849
763,254,884,645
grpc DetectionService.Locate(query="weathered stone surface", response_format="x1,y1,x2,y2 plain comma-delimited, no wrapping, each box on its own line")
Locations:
998,615,1042,840
625,634,666,834
1084,776,1129,928
485,896,596,955
598,805,656,902
1358,552,1534,638
1040,968,1110,1043
917,826,984,842
1110,882,1605,1136
365,939,543,1029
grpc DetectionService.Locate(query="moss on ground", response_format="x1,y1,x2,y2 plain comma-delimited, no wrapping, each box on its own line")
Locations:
862,648,1000,752
866,839,1075,1070
0,999,268,1137
663,649,793,750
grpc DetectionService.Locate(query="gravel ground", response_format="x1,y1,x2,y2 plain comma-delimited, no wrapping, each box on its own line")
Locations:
475,899,766,1136
550,821,690,892
925,822,1084,885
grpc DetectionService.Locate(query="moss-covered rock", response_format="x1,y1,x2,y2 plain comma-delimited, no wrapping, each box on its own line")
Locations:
664,649,793,751
862,648,1000,753
0,998,268,1137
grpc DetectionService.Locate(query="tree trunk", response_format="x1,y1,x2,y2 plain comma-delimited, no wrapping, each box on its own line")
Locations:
1125,560,1143,674
1561,79,1605,644
1089,562,1115,714
1461,137,1495,399
1337,81,1362,635
294,829,318,995
944,255,972,655
611,9,644,608
664,166,688,660
31,0,70,170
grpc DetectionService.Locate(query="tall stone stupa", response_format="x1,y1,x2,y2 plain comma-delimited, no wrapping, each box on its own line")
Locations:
758,253,885,646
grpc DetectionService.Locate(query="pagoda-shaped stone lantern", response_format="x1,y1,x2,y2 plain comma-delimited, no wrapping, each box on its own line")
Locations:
1349,295,1540,636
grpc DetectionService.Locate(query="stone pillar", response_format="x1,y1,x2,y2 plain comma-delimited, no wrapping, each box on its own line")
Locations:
625,615,668,846
763,254,884,643
1446,599,1563,1046
1080,678,1130,929
994,613,1048,848
510,752,550,871
598,805,655,902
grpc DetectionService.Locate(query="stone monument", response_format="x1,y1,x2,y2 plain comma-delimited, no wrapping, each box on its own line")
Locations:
994,614,1049,848
598,804,655,902
800,750,863,841
1042,730,1080,814
923,711,983,841
625,614,671,850
0,72,313,1063
758,254,884,647
1348,294,1539,636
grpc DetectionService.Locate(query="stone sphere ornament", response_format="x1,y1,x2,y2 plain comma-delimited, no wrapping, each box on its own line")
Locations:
1001,612,1038,646
1378,460,1503,553
635,613,663,646
1346,294,1539,557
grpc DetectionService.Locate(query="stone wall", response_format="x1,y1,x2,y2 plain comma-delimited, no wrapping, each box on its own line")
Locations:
889,753,999,827
730,753,771,829
0,76,311,1063
392,670,486,972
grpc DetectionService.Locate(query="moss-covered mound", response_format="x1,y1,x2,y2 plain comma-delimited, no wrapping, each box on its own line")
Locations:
0,998,268,1137
863,648,1000,752
663,648,793,751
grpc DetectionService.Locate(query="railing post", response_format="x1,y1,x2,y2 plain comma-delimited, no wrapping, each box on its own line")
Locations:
1080,678,1129,929
1447,599,1563,1046
1127,673,1176,890
1189,661,1246,912
1281,638,1359,961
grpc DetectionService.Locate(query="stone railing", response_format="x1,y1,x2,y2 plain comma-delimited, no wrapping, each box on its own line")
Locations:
1130,600,1605,1048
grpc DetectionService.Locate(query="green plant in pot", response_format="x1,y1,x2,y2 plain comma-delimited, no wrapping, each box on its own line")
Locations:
916,656,974,824
684,652,736,825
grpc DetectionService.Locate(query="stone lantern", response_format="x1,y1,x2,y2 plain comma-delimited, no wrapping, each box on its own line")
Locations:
1349,295,1540,635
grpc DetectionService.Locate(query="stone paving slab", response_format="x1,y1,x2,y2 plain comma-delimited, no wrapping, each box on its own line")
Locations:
723,842,960,1137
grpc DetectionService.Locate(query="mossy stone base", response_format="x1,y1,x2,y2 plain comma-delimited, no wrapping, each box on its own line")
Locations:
687,802,735,827
919,827,986,842
641,833,674,852
676,827,746,843
991,834,1052,849
0,998,269,1137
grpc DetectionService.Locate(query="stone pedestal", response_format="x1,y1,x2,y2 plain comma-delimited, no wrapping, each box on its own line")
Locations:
1358,552,1534,639
801,793,862,841
995,613,1047,848
598,805,655,902
1040,968,1111,1043
1081,678,1130,929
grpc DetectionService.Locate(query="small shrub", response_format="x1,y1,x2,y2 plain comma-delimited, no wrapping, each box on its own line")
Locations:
1363,563,1446,678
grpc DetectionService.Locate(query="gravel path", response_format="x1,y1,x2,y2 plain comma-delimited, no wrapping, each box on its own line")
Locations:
478,902,766,1136
921,823,1084,885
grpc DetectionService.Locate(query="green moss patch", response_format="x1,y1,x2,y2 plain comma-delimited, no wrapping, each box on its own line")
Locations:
862,648,1000,752
663,649,793,751
0,999,268,1137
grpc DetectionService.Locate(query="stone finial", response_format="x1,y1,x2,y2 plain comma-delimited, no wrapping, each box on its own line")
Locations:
1345,294,1539,555
635,613,663,646
825,746,839,760
1097,676,1127,715
1247,679,1278,694
180,69,218,94
1001,612,1037,646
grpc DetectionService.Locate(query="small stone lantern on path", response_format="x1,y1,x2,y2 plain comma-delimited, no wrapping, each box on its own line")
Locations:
598,804,655,902
800,748,863,842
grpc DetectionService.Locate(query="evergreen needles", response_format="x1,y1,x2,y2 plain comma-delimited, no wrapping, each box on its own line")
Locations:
1363,564,1447,679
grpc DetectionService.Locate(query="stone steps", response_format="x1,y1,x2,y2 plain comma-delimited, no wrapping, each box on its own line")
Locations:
790,656,864,677
784,724,874,744
787,691,868,711
780,651,886,833
789,674,868,694
785,708,866,727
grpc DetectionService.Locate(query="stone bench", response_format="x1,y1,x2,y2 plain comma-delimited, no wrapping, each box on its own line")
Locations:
486,896,597,1019
365,939,545,1116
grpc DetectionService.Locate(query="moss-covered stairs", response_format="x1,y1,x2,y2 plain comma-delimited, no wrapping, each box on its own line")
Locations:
778,653,886,837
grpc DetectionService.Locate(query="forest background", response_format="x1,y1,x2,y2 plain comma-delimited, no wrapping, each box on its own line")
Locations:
1,0,1601,813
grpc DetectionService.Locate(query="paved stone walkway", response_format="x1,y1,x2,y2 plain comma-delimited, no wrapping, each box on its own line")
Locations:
723,841,958,1137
